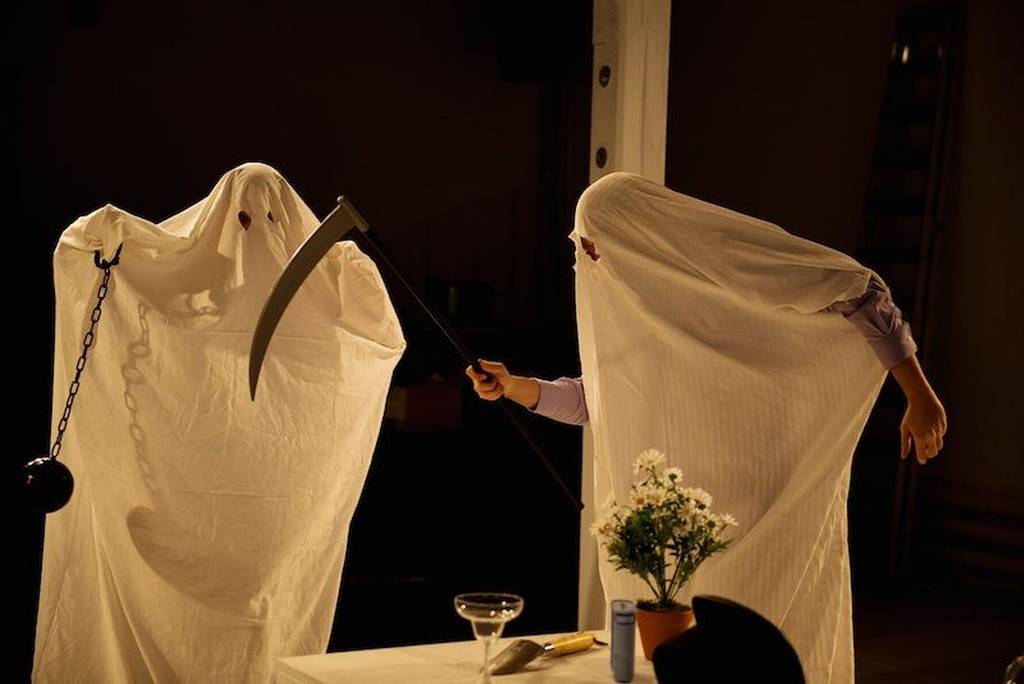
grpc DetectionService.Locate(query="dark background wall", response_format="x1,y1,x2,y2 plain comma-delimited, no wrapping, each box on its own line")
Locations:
664,0,895,254
13,0,1022,681
919,0,1023,592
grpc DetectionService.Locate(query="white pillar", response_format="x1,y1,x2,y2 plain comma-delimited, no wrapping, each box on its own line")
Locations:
588,0,671,184
579,0,671,631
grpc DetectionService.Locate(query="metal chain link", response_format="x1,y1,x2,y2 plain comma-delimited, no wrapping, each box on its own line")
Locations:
49,244,123,461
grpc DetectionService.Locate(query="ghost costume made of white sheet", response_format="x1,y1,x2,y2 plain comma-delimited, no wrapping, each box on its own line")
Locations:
572,172,887,684
34,163,405,683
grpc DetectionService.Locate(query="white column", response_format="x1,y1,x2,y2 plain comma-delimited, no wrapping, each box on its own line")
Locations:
579,0,671,631
588,0,671,184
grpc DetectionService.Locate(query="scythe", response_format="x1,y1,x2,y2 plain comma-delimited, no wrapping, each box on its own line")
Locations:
249,196,582,512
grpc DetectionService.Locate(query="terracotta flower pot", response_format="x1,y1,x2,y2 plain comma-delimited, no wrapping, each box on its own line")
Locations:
636,602,695,660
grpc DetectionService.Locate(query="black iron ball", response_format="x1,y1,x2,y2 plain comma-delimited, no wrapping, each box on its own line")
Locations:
23,456,75,513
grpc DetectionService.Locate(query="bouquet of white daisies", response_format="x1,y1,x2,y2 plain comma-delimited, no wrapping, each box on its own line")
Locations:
590,449,738,610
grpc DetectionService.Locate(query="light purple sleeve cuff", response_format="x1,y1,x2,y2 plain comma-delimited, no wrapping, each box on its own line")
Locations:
824,273,919,370
531,376,589,426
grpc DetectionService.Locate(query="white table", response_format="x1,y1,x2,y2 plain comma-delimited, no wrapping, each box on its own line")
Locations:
274,632,656,683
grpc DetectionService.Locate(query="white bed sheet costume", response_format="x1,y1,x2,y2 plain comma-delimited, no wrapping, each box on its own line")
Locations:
573,172,887,683
35,163,405,683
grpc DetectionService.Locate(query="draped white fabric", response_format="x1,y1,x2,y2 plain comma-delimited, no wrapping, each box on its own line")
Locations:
35,163,405,683
572,172,886,683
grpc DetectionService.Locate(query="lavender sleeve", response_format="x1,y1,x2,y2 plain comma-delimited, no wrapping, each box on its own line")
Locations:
530,377,589,426
823,273,918,370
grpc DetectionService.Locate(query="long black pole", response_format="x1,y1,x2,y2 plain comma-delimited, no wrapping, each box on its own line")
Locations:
349,228,583,512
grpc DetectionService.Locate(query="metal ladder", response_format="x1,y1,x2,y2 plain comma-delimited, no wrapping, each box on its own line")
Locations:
850,4,963,582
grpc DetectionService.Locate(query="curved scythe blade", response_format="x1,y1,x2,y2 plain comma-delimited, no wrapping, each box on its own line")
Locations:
249,198,368,400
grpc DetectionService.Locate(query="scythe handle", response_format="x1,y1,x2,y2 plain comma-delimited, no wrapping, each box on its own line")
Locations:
347,222,583,513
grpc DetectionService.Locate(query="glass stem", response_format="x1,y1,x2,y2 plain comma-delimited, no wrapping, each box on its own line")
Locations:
481,637,492,683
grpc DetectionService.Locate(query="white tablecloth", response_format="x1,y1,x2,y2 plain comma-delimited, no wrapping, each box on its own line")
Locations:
274,632,656,683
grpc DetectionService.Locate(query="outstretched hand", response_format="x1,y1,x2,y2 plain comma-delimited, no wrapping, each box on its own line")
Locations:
466,360,508,401
465,359,540,409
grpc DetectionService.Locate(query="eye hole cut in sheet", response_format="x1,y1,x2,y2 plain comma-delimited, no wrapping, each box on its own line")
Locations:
572,172,887,684
35,163,406,683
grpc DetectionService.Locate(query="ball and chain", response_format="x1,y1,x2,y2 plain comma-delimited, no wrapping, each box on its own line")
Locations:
23,244,123,513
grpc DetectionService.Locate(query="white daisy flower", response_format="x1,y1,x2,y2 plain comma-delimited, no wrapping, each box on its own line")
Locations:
683,487,713,508
641,484,667,507
633,448,666,475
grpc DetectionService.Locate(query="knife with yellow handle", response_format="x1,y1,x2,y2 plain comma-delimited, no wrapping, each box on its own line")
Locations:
489,632,607,675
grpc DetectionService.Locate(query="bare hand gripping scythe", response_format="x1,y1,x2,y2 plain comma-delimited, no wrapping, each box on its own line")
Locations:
249,197,583,512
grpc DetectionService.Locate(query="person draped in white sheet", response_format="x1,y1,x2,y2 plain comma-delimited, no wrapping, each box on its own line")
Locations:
466,172,947,684
36,163,406,684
